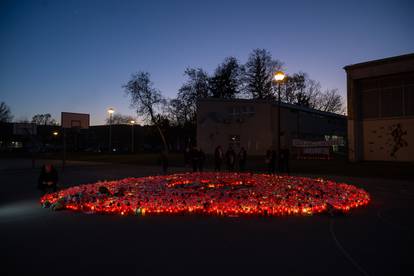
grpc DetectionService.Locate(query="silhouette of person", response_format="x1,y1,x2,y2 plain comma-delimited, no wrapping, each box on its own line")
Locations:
38,164,58,193
278,148,289,174
265,149,276,174
238,147,247,172
184,146,190,168
159,151,169,175
190,146,199,172
226,146,236,171
214,145,224,171
198,148,206,172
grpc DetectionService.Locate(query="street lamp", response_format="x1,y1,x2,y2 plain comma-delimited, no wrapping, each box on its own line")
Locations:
52,131,59,136
273,71,285,173
130,120,135,153
107,107,115,152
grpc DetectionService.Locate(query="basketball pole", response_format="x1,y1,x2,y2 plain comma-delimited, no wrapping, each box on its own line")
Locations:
62,128,66,171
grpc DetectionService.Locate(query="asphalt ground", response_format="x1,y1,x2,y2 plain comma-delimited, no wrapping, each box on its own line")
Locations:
1,159,413,275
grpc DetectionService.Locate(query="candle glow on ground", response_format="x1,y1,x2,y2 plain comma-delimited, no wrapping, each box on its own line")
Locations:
40,173,370,216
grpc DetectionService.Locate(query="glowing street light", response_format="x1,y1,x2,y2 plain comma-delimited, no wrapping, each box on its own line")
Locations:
273,71,285,82
130,120,135,153
107,107,115,152
273,71,285,173
52,131,59,136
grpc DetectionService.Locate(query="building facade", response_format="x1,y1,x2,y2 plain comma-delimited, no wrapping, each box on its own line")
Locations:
344,53,414,162
197,98,346,156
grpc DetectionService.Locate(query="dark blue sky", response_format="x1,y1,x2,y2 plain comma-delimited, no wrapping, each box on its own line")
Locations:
1,0,413,125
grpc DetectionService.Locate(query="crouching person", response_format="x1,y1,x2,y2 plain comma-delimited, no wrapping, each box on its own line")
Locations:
38,164,58,194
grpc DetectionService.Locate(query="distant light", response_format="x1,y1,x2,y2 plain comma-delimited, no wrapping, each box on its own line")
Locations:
107,107,115,114
130,120,135,124
53,131,59,136
273,71,285,82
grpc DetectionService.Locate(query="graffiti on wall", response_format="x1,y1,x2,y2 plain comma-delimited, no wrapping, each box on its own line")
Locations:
388,123,408,158
365,122,410,160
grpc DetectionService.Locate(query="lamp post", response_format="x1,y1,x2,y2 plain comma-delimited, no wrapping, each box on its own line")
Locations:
130,120,135,153
107,107,115,152
273,71,285,172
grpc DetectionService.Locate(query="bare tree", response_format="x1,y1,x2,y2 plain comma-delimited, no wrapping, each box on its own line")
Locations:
124,72,168,151
282,72,307,104
315,88,343,113
105,114,136,125
278,72,343,113
168,98,192,126
0,102,13,122
31,113,57,125
172,68,210,126
244,49,283,99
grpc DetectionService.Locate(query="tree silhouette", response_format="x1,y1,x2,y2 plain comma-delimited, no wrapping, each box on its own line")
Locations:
283,72,307,104
280,72,343,113
172,68,210,126
244,49,283,99
0,102,13,122
210,57,243,98
31,113,57,125
124,72,168,152
315,88,343,113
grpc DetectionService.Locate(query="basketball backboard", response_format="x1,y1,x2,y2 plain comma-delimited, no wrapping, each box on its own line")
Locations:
61,112,90,129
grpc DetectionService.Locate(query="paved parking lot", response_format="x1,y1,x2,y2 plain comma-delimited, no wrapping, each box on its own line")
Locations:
1,159,413,275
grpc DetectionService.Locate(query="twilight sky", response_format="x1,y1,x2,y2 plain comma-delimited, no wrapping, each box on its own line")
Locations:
1,0,413,125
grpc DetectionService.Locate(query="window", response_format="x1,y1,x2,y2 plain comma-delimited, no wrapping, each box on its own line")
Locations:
228,107,240,118
361,90,380,118
381,87,403,117
360,78,377,90
229,105,255,118
242,105,255,116
359,72,414,119
229,134,240,148
405,85,414,116
247,106,255,116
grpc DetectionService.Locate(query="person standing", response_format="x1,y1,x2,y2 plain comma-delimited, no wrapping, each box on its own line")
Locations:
214,146,224,171
226,146,236,171
280,148,290,175
190,146,199,172
159,150,169,175
198,148,206,172
272,149,277,174
38,164,59,194
184,146,190,168
265,148,276,174
238,147,247,172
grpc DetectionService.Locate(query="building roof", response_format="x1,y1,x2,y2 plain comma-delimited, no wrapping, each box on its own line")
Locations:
198,97,346,119
343,53,414,71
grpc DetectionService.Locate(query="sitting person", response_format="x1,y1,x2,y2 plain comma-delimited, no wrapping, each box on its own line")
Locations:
38,164,59,193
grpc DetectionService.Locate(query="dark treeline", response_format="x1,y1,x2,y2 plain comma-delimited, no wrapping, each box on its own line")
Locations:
124,48,344,150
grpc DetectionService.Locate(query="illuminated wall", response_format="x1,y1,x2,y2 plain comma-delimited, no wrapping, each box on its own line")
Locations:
345,53,414,162
362,118,413,161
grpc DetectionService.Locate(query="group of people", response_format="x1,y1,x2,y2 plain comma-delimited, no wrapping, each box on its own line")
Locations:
265,148,290,174
184,147,207,172
37,146,290,195
213,145,247,172
185,145,289,174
